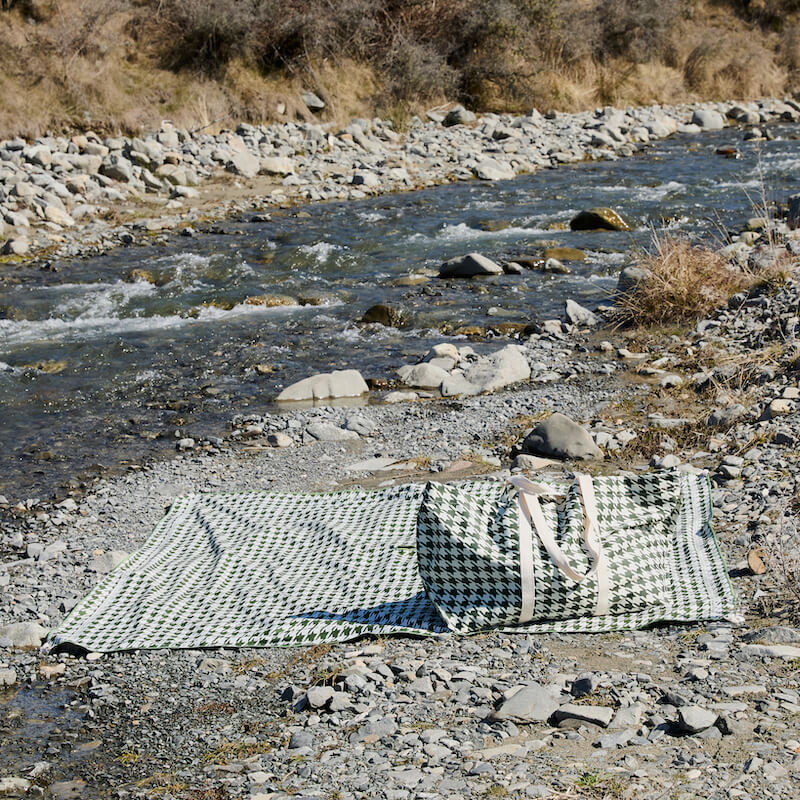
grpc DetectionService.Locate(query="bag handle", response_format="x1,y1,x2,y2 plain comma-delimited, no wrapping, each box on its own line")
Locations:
510,474,609,620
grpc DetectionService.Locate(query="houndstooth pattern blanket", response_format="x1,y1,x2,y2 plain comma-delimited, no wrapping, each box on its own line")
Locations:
50,473,736,652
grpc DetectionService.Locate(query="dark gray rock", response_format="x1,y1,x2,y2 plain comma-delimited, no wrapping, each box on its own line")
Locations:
521,412,603,461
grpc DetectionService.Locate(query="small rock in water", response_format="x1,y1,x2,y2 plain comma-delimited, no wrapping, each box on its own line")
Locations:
570,207,631,232
439,252,504,278
277,370,369,402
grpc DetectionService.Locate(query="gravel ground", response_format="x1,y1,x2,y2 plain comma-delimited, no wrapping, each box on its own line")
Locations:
3,251,800,798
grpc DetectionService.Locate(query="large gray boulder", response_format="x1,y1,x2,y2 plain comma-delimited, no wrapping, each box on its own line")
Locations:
462,345,531,393
474,159,514,181
521,413,603,461
276,370,369,402
302,92,326,111
691,109,725,130
439,253,504,278
397,363,449,389
260,156,295,177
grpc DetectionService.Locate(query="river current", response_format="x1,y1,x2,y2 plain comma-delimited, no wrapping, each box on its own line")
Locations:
1,126,798,500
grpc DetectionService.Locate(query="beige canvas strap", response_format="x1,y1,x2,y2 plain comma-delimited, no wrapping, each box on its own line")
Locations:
510,474,609,621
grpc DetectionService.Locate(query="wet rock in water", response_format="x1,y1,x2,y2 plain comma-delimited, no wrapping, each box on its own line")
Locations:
383,390,418,403
564,299,599,327
490,683,562,723
542,247,586,262
522,413,603,461
439,252,504,277
276,370,369,402
692,109,725,130
503,261,525,274
361,303,406,328
616,265,652,295
542,258,570,274
570,207,632,232
244,294,296,307
0,622,48,650
305,422,359,442
126,268,159,285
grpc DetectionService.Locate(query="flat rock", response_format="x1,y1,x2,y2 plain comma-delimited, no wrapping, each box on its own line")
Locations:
522,413,603,460
741,644,800,659
305,422,360,442
276,370,369,402
692,109,725,130
228,151,260,178
490,682,562,723
439,252,503,277
553,703,614,727
0,622,48,649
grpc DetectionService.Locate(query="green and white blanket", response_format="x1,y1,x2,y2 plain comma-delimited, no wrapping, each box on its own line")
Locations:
51,473,736,652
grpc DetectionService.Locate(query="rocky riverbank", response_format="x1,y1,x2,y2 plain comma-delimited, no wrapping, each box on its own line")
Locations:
2,208,800,796
1,96,800,267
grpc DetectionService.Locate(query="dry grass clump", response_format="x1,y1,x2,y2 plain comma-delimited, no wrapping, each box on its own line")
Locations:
616,233,755,327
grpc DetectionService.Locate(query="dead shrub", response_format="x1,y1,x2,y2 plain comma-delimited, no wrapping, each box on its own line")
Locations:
615,232,754,327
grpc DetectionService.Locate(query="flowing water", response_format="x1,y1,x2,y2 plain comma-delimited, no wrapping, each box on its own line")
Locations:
1,127,799,500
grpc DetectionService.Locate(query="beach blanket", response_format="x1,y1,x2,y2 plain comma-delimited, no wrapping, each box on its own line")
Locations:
50,473,736,652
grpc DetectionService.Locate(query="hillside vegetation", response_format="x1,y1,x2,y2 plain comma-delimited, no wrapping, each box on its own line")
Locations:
1,0,799,139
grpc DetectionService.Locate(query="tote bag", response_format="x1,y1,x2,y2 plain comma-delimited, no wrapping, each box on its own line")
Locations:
416,471,683,633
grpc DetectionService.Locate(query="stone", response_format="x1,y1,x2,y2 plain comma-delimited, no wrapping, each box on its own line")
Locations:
692,109,725,130
570,207,631,231
439,252,504,277
707,405,747,428
276,370,369,402
444,106,476,126
553,704,614,727
474,158,514,181
289,731,313,750
0,778,30,796
302,92,326,112
176,438,195,451
594,728,634,749
399,360,453,390
0,667,16,687
260,156,294,176
267,432,293,447
228,151,260,178
100,155,133,182
678,705,718,733
0,622,48,649
89,550,129,574
305,686,335,709
383,391,418,403
609,703,645,730
788,193,800,230
490,682,562,723
305,422,360,442
741,644,800,659
522,413,603,461
564,299,599,327
361,304,405,327
1,237,29,256
742,626,800,644
461,345,531,393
